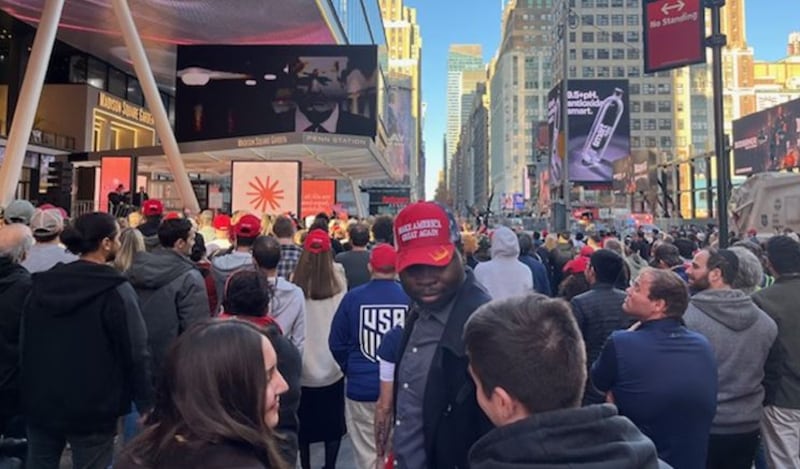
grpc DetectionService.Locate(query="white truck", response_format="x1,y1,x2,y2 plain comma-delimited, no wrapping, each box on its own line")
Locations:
730,172,800,236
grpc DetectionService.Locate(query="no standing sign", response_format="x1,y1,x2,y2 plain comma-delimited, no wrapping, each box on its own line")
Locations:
643,0,706,73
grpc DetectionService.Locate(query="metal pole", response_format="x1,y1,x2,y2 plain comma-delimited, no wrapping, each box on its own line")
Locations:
561,0,571,232
0,0,65,206
707,0,729,247
111,0,200,214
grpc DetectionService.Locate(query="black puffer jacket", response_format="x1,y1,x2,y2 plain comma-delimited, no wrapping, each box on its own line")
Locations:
0,258,31,420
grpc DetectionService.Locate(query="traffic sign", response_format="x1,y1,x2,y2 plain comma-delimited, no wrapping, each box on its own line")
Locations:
643,0,706,73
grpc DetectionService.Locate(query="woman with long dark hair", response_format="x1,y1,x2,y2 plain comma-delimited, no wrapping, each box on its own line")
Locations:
291,229,347,469
118,320,289,468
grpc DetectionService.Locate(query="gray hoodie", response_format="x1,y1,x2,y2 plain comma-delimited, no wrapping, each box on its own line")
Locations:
474,227,532,300
211,251,253,312
684,288,777,433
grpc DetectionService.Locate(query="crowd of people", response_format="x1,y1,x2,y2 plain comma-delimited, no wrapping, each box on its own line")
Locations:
0,196,799,469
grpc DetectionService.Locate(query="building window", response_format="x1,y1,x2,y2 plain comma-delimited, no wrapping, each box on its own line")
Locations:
582,32,594,42
628,66,640,77
598,66,610,77
582,66,596,77
87,57,106,90
597,48,610,59
630,83,641,95
658,101,672,112
644,101,656,112
569,32,576,43
582,15,594,25
627,31,640,42
661,136,673,148
596,0,609,6
612,48,625,60
632,136,641,148
612,0,624,6
582,49,595,59
627,48,640,60
627,14,639,26
627,0,639,6
569,66,577,78
108,67,126,98
611,14,624,26
68,56,87,84
632,119,642,130
612,32,624,43
659,119,673,130
644,119,657,130
613,66,625,77
597,31,610,43
597,15,609,26
632,100,641,112
657,83,672,94
581,0,593,7
569,49,577,60
646,136,657,147
127,78,143,105
643,83,656,94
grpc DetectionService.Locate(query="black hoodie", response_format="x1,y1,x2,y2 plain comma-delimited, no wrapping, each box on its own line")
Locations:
0,258,31,419
21,260,153,433
469,404,671,469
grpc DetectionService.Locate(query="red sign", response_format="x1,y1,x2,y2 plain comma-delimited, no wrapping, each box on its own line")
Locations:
100,156,131,213
301,180,336,218
643,0,706,73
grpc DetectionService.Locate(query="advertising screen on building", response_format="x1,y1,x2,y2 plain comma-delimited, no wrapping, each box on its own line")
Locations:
175,45,378,142
100,156,131,214
301,180,336,218
643,0,706,73
231,161,301,216
633,149,659,193
612,155,635,194
547,83,565,188
733,97,800,176
386,79,414,184
566,79,631,185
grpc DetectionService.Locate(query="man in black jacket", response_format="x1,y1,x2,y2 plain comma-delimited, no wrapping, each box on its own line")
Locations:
570,249,632,405
21,212,152,468
128,218,209,379
465,294,667,469
390,201,492,469
0,224,33,436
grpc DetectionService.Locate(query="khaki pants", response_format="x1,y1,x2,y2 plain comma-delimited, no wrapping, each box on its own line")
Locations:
345,398,378,469
762,405,800,469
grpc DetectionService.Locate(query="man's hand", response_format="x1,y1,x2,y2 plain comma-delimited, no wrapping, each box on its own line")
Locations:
374,402,393,461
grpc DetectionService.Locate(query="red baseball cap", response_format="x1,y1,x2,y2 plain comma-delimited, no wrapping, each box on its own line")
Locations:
213,214,231,231
580,245,595,257
370,243,397,272
142,199,164,217
304,228,332,254
563,255,590,275
234,214,261,238
164,211,182,220
394,202,460,273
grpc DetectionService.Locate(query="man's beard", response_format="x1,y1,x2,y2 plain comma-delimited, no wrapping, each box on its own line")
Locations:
691,274,710,292
105,250,117,263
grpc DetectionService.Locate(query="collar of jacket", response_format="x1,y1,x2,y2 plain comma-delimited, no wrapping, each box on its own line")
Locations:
591,282,616,290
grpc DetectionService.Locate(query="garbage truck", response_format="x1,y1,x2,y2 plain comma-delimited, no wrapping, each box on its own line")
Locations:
730,172,800,236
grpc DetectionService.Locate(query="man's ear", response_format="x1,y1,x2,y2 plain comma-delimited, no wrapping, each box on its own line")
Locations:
490,386,520,423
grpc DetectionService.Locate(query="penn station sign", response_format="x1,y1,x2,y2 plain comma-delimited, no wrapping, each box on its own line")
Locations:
97,92,155,126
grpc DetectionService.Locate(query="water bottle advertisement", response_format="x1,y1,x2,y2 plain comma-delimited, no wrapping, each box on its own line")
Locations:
565,79,631,184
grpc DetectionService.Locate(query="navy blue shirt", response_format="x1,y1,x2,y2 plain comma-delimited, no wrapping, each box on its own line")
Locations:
328,279,409,402
591,318,717,469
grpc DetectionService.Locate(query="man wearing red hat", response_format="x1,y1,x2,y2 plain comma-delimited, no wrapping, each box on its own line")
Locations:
137,199,164,251
390,202,493,469
329,244,409,469
211,214,261,312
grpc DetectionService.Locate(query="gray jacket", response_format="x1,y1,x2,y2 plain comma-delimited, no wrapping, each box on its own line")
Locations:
684,288,777,433
128,248,210,378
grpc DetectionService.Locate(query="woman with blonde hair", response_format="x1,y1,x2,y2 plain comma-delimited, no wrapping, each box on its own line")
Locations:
291,229,347,469
114,227,145,273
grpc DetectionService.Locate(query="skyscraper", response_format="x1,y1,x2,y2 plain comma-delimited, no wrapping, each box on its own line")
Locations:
447,45,483,166
380,0,423,200
489,0,553,209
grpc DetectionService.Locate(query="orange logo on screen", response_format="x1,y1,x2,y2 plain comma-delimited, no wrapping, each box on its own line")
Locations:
246,176,285,212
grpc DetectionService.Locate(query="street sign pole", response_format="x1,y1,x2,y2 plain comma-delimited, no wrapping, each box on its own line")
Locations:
706,0,730,247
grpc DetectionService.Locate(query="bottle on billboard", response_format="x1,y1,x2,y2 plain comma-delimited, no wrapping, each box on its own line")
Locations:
580,88,625,166
550,95,562,182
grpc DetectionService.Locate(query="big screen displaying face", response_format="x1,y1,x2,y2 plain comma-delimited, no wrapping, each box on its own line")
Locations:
175,45,378,142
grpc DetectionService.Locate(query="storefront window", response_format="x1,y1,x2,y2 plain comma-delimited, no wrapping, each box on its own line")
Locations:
108,67,127,98
87,57,106,89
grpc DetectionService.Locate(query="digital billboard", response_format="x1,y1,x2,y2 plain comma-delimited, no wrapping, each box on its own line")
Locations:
301,180,336,218
643,0,706,73
547,83,565,188
175,45,378,142
231,161,301,216
633,149,659,193
612,155,635,194
100,156,131,214
386,78,414,184
733,97,800,176
566,79,631,185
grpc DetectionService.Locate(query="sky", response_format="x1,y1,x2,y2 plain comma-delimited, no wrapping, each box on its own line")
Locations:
407,0,799,200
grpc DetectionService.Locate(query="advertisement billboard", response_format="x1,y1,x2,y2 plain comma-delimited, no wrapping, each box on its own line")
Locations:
566,79,631,185
301,180,337,218
733,97,800,176
643,0,706,73
175,45,378,142
368,187,411,215
612,155,635,194
633,149,659,193
386,78,414,184
231,161,301,216
547,83,565,188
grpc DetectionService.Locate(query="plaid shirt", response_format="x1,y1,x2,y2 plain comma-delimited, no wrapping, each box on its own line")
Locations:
277,244,303,279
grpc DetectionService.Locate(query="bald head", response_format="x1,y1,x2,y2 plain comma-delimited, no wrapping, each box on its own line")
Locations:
0,224,34,264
